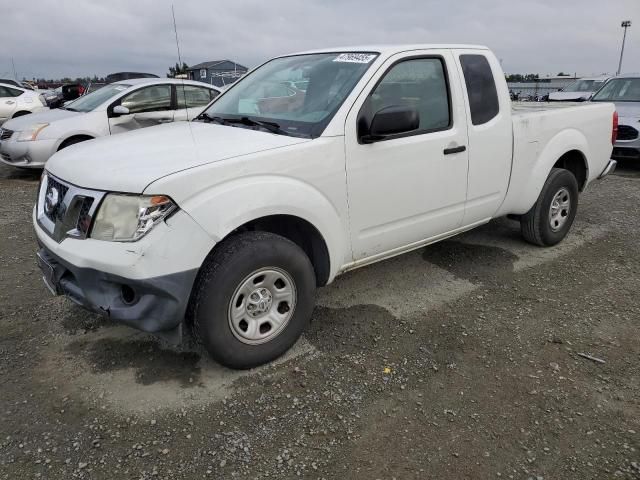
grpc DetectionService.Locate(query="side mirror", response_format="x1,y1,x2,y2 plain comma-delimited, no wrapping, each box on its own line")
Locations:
361,105,420,143
112,105,130,116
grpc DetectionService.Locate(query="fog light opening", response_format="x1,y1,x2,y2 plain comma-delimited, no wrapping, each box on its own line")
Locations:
121,284,137,305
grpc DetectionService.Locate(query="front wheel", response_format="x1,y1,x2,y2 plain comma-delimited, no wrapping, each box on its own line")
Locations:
520,168,579,246
189,231,316,369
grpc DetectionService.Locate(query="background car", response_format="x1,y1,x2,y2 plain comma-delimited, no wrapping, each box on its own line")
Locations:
0,83,47,125
0,78,220,168
591,73,640,162
548,75,611,102
0,79,34,90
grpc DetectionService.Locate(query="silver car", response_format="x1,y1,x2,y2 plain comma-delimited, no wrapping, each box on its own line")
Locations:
591,74,640,161
0,79,220,169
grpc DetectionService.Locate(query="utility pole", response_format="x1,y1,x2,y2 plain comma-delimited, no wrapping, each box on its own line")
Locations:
11,57,17,80
617,20,632,76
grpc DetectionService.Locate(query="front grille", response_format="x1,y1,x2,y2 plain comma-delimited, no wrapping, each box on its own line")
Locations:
0,128,13,140
37,173,105,242
76,197,95,235
617,125,639,141
44,176,70,223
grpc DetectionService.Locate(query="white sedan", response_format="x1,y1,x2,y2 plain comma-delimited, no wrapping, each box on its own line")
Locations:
0,78,219,169
0,83,47,125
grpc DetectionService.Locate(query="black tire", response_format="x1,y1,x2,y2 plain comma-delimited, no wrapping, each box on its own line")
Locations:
58,136,91,151
188,231,316,369
520,168,579,246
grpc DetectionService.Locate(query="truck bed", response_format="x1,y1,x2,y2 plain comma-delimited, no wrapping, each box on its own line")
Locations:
511,101,590,115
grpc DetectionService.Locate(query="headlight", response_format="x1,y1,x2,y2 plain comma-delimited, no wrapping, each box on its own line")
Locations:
17,123,49,142
90,194,177,242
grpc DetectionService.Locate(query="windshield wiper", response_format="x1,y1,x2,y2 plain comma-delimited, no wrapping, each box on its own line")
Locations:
197,113,290,136
195,112,230,124
232,117,290,135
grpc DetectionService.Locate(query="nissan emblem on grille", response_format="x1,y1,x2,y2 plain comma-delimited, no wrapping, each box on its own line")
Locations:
45,186,60,216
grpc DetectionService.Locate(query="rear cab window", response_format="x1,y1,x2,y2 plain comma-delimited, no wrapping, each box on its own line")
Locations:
459,54,499,125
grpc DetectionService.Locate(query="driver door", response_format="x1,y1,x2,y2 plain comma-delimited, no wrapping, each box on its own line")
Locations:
108,84,174,134
345,51,470,262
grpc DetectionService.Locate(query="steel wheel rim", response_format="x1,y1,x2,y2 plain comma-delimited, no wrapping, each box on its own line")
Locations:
549,187,571,232
227,267,297,345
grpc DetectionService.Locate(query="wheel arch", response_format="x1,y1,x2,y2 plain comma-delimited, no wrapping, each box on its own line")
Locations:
498,128,590,216
11,110,32,118
57,134,95,151
553,149,588,191
223,214,331,286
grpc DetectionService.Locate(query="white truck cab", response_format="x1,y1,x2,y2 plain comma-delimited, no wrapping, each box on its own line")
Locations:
33,45,617,368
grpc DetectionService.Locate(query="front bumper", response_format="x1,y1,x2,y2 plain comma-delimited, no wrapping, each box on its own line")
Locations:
0,135,57,168
37,245,197,334
33,204,215,338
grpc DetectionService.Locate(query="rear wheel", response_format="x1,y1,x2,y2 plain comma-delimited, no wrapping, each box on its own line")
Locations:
189,231,316,369
520,168,579,246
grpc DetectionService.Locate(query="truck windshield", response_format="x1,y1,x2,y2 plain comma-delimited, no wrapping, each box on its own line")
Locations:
63,83,131,112
591,78,640,102
199,52,379,138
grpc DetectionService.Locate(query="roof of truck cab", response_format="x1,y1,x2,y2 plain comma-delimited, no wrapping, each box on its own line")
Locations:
286,44,489,56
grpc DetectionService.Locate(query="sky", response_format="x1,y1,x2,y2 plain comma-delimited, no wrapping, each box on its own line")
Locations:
1,0,638,80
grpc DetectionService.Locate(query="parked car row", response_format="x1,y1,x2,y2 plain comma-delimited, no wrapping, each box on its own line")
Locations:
0,78,219,168
0,83,47,125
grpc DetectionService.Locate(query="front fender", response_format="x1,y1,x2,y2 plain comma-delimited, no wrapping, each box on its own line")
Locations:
498,128,589,215
180,175,349,282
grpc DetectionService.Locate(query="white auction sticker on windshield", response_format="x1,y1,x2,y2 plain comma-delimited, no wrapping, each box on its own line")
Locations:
333,53,376,64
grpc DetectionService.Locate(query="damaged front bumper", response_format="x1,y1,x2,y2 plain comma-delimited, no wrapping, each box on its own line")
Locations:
36,245,197,338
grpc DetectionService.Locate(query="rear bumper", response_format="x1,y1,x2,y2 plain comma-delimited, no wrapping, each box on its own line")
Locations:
37,244,197,334
598,159,617,179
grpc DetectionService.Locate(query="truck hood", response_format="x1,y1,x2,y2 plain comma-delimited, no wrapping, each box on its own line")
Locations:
46,121,311,192
3,108,80,131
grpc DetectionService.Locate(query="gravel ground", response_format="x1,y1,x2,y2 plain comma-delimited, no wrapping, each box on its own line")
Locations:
0,162,639,480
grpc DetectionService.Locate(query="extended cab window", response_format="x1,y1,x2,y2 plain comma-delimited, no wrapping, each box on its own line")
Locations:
176,85,218,108
120,85,172,113
365,58,451,133
459,54,499,125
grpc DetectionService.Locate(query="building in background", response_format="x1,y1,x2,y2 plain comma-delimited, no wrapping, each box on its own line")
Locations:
187,60,248,88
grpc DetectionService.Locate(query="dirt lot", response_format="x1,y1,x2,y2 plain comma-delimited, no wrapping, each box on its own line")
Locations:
1,162,639,480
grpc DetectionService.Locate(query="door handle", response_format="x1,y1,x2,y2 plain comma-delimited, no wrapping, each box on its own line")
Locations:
157,118,173,123
5,101,15,105
443,145,466,155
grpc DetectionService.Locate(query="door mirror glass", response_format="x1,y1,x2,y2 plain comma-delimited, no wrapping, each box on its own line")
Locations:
362,105,419,143
112,105,130,116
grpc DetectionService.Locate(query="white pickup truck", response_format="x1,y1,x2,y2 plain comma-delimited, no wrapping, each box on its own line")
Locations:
33,45,617,368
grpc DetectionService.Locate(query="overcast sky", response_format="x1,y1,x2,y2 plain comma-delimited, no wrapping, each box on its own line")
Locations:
1,0,638,80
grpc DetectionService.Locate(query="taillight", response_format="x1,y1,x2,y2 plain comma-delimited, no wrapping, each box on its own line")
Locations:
612,111,618,145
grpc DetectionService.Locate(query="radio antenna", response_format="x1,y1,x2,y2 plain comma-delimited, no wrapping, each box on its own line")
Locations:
171,4,190,121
